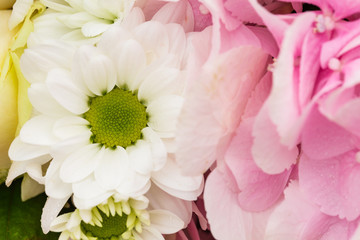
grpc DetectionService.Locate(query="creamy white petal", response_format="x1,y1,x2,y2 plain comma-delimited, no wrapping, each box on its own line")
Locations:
79,209,92,223
20,115,59,145
28,83,70,116
9,137,50,161
149,210,184,234
42,0,76,13
121,7,145,30
83,0,115,19
137,68,180,102
60,144,103,183
21,174,45,201
53,116,89,140
46,68,89,114
72,175,108,200
142,127,167,171
147,95,183,138
116,39,147,88
94,147,129,190
58,12,98,29
127,140,153,175
50,213,71,232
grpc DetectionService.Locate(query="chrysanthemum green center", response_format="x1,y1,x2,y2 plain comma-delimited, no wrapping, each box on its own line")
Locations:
81,211,128,239
84,87,148,148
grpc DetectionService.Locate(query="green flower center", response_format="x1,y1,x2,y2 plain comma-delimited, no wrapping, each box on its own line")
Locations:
81,211,128,239
84,87,148,148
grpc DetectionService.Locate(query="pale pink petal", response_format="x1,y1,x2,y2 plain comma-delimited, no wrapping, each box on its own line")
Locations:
299,151,360,221
149,210,184,234
265,180,358,240
204,169,273,240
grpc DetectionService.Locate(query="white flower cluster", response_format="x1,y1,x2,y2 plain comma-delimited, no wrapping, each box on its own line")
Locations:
6,1,203,239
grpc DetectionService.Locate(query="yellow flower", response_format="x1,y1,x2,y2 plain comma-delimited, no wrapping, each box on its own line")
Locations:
0,0,15,10
0,1,45,183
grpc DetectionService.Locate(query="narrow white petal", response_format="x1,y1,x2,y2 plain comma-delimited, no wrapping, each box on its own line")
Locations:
149,210,184,234
83,53,117,95
46,68,89,114
28,83,70,116
50,213,71,232
79,209,92,223
139,226,164,240
127,140,153,175
20,115,58,145
82,20,111,37
45,159,73,199
116,39,146,88
142,127,167,171
41,197,70,234
53,116,89,140
137,69,180,102
152,159,203,200
147,95,184,138
94,147,129,190
8,0,33,29
60,144,103,183
9,137,50,161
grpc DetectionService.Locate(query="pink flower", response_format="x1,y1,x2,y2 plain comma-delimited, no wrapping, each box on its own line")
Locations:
249,0,360,234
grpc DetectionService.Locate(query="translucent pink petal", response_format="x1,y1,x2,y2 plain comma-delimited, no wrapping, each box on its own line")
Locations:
299,151,360,221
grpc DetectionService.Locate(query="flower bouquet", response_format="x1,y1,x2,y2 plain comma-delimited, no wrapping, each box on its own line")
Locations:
1,0,360,239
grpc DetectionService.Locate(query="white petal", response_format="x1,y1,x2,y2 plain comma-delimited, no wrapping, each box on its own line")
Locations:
50,213,71,232
142,127,167,171
20,42,75,83
28,83,70,116
97,25,132,57
50,131,91,159
137,69,180,102
72,176,108,200
149,210,184,234
139,226,164,240
45,159,73,199
8,0,33,29
79,209,92,223
82,19,111,37
20,115,58,145
41,197,70,234
60,144,103,183
116,39,147,88
21,174,45,201
94,147,129,190
58,12,98,28
127,140,153,175
147,95,184,138
133,21,169,60
116,169,150,197
46,68,89,114
146,184,192,224
152,159,203,200
53,116,89,140
42,0,76,12
82,51,117,95
9,137,50,161
6,159,48,186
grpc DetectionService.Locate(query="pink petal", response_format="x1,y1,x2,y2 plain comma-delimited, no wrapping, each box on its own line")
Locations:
299,151,360,221
252,105,298,174
265,180,358,240
301,107,354,160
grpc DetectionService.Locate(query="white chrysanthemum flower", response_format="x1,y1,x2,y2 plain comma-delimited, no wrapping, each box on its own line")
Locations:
7,9,203,230
27,0,135,45
51,195,184,240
